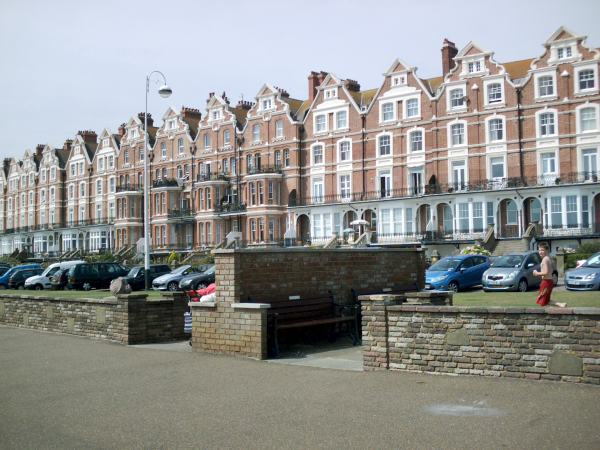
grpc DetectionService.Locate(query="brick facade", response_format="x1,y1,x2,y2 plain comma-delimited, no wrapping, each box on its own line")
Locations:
0,26,598,257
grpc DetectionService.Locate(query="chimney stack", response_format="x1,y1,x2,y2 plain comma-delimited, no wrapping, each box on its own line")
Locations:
137,113,153,128
344,78,361,92
63,139,73,152
118,123,126,137
78,130,98,144
181,106,201,121
442,38,458,77
308,71,328,102
236,100,254,111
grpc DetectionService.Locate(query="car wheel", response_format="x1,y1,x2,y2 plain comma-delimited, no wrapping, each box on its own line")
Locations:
518,279,528,292
552,272,559,286
83,283,91,291
448,281,459,293
167,281,179,291
35,284,44,291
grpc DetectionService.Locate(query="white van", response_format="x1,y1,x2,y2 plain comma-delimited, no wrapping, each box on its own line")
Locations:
24,260,85,290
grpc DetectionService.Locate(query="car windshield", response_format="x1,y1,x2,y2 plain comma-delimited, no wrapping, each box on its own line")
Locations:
128,267,141,277
42,266,59,277
582,254,600,268
491,255,524,268
204,266,215,274
429,258,462,271
171,265,191,275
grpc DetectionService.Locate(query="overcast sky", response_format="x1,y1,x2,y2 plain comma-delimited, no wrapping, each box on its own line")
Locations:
0,0,598,160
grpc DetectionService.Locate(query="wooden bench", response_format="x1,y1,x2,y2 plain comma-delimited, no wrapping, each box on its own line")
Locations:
248,292,360,357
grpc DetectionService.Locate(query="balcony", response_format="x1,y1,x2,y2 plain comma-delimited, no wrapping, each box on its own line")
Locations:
63,218,115,228
245,166,283,176
116,183,143,193
197,173,229,183
215,203,247,215
539,223,600,238
166,208,194,221
292,172,600,207
152,178,180,188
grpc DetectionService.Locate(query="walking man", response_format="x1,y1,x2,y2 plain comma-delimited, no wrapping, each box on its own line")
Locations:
533,242,566,307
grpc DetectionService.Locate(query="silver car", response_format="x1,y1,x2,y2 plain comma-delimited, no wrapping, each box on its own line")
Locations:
482,251,543,292
152,265,200,291
565,252,600,291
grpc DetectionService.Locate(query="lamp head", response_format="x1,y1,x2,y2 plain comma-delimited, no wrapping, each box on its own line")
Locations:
158,84,172,98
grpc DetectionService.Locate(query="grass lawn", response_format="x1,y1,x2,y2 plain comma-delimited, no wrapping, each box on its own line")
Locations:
0,289,163,300
454,289,600,307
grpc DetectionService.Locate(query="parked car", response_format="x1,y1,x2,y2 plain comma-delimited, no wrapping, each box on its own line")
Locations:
0,263,11,277
8,268,44,289
24,260,85,290
565,252,600,291
0,264,42,289
67,262,129,290
126,265,171,291
179,265,216,290
50,268,70,290
482,251,545,292
152,265,201,291
425,255,490,292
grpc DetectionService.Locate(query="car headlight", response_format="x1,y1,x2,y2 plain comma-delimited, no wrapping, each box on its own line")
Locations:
584,273,598,280
430,275,447,283
505,271,518,281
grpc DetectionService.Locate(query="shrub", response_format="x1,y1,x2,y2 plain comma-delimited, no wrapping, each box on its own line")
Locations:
461,244,491,256
167,251,179,266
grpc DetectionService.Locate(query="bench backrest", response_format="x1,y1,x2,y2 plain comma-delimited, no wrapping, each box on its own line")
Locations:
248,293,336,322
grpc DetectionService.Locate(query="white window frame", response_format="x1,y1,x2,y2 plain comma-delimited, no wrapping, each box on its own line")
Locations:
380,102,395,123
448,120,467,147
536,109,558,138
312,177,324,203
579,147,598,180
486,116,505,143
391,74,407,87
338,173,351,201
223,129,231,146
447,86,467,112
252,124,261,144
314,114,327,133
488,155,506,182
534,72,557,101
407,128,424,153
484,79,504,107
260,97,274,111
337,139,352,163
404,97,420,120
574,64,598,95
335,110,348,130
324,88,338,100
377,132,393,157
161,142,167,159
311,143,324,166
450,159,468,191
576,104,599,134
466,58,484,75
538,150,559,185
275,120,284,138
178,138,185,154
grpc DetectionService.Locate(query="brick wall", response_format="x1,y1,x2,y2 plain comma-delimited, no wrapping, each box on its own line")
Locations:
362,297,600,384
0,292,187,345
190,247,424,359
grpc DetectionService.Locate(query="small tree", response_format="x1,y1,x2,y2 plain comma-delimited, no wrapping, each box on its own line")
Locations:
461,244,491,256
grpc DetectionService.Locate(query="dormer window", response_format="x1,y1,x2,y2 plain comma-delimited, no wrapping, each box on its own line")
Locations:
324,88,337,99
168,119,177,130
391,74,407,87
261,98,273,111
467,59,484,74
129,129,138,139
211,109,221,121
102,138,109,147
74,145,81,155
557,46,572,60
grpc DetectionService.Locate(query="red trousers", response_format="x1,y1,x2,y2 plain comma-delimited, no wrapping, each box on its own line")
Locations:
536,279,554,306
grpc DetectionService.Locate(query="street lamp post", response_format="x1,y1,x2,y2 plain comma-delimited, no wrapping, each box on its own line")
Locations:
144,71,172,290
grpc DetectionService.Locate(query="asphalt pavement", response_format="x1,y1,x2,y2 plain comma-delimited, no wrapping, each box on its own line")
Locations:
1,326,599,449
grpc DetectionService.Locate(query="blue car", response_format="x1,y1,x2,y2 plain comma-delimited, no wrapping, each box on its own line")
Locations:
0,263,42,289
426,255,490,292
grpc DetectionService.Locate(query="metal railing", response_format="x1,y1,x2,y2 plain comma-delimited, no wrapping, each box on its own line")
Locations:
152,178,180,188
215,203,247,214
245,166,283,176
167,208,194,219
197,173,229,183
116,183,143,192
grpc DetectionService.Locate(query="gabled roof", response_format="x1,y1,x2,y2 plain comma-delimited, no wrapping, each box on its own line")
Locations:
545,26,583,45
455,41,490,59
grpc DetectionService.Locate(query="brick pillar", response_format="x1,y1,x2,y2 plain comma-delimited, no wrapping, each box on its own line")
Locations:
360,294,406,371
116,293,148,344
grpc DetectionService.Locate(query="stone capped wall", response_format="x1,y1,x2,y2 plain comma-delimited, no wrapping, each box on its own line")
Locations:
0,293,187,345
362,296,600,385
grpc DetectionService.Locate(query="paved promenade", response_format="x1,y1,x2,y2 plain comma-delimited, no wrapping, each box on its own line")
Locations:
1,326,599,449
